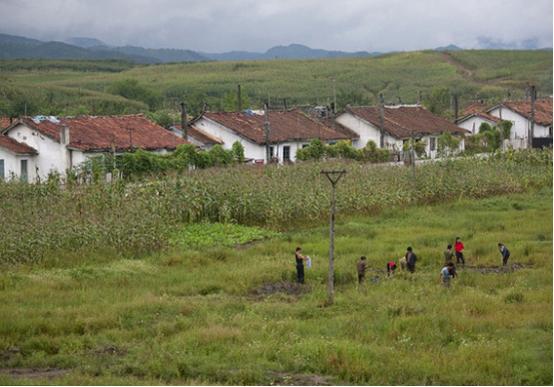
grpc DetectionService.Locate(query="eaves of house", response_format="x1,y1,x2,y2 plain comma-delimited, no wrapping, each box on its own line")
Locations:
343,105,469,139
171,124,223,146
457,111,502,125
0,135,38,155
200,110,355,145
3,115,189,152
489,100,553,126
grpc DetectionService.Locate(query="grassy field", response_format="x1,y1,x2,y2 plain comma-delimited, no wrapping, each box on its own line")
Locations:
0,154,552,385
1,50,551,117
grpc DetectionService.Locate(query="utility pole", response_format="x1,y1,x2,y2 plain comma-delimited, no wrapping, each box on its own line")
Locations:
529,85,536,149
238,84,242,111
181,102,188,140
265,103,270,163
379,94,385,148
321,169,346,305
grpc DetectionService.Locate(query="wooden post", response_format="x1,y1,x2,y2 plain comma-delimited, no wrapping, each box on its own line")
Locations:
181,103,188,141
321,169,346,304
530,85,535,149
265,103,270,163
379,94,385,148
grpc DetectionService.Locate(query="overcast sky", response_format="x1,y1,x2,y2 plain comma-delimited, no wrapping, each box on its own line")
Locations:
1,0,552,53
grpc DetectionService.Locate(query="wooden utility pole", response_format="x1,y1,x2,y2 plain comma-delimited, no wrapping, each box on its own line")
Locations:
265,103,270,163
181,103,188,140
379,94,385,148
238,84,242,112
529,85,536,149
321,169,346,305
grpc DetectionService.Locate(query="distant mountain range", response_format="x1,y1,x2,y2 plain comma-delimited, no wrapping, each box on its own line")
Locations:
0,32,549,64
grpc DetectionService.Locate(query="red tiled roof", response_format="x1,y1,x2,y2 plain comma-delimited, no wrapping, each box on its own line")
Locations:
501,100,553,126
458,110,502,124
0,118,13,130
201,110,356,144
344,105,469,138
0,135,38,155
172,124,223,145
7,115,189,152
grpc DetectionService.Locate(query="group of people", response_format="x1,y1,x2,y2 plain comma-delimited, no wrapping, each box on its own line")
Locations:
295,239,512,287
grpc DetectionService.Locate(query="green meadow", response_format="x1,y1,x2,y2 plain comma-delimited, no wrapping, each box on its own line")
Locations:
0,149,552,385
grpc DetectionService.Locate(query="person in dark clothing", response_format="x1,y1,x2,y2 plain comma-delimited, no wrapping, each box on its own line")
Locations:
356,256,368,284
295,247,308,284
405,246,417,273
498,243,510,267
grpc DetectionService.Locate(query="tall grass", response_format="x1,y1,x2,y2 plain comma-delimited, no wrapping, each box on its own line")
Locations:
0,185,551,385
0,149,551,264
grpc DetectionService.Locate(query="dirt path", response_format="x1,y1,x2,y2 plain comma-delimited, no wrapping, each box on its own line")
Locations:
440,51,475,82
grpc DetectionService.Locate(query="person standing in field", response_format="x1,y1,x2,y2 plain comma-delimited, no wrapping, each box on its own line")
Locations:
439,262,458,287
454,237,465,266
405,247,417,273
498,243,511,267
356,256,368,284
444,244,454,264
295,247,308,284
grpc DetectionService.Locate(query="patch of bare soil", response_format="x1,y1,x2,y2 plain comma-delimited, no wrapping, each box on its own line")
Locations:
254,282,310,297
93,344,128,356
465,263,527,274
0,368,71,380
267,371,335,386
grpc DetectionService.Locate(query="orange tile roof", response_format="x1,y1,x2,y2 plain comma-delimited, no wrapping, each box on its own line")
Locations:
0,118,13,130
501,100,553,126
8,115,189,152
0,135,38,155
344,106,469,138
201,110,357,144
172,124,223,145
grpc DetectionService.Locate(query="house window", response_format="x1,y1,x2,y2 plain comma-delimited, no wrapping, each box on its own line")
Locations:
283,146,290,161
269,146,275,158
0,159,4,179
20,159,28,182
302,144,309,148
429,137,436,151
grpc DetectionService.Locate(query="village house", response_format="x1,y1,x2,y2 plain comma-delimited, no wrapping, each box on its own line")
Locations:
0,114,188,181
486,99,553,149
335,105,470,158
190,109,359,163
457,98,553,150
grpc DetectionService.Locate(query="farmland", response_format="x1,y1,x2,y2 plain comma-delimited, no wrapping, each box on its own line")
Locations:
0,149,552,385
0,50,552,118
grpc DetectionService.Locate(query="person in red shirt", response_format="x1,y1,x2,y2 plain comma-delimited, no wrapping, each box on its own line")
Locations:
454,237,465,266
386,261,397,277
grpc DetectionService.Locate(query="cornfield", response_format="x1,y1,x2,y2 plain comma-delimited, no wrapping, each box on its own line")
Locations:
0,148,551,264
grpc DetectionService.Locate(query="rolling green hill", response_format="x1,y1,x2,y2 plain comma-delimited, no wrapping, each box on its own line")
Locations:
0,50,551,118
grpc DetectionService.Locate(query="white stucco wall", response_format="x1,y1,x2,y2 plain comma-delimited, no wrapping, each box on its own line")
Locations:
0,148,37,181
194,117,312,164
6,124,70,180
488,107,551,140
335,112,381,149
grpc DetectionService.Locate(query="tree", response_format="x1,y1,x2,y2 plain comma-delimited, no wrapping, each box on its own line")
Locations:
222,88,251,112
108,78,162,111
424,87,450,117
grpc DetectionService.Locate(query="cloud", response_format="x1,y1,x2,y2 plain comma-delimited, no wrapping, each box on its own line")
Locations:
0,0,551,52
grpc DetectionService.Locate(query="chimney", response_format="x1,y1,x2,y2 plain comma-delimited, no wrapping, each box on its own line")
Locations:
60,124,70,146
